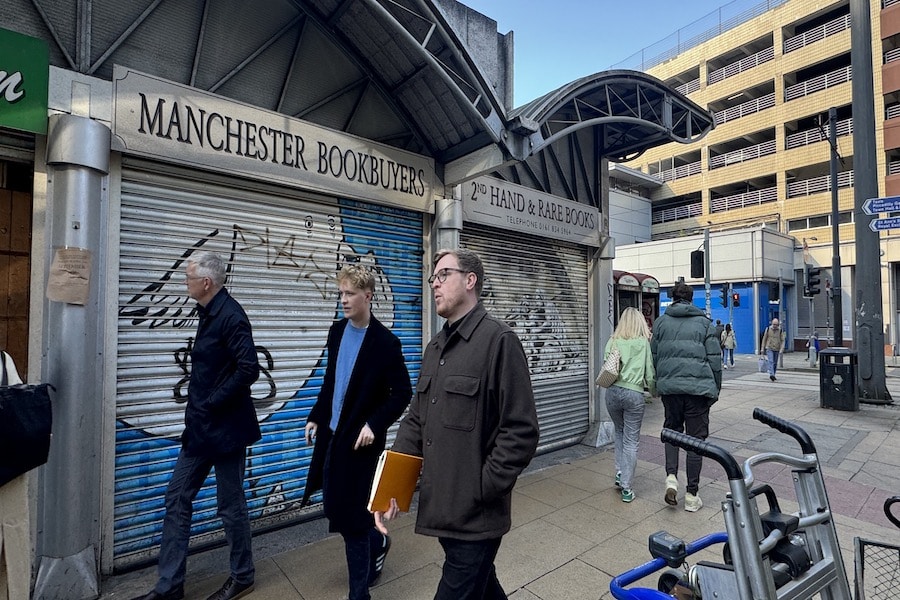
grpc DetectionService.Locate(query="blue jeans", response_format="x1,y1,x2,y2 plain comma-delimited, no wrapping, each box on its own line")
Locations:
766,349,780,376
156,449,254,594
435,537,505,600
606,385,646,491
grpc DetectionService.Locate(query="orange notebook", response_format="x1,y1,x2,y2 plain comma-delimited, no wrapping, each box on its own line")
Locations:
367,450,423,513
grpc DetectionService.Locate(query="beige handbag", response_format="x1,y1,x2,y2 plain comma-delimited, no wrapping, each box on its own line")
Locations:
595,344,621,388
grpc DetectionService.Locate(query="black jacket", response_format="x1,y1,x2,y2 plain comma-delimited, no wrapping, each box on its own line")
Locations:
182,287,261,458
302,315,412,533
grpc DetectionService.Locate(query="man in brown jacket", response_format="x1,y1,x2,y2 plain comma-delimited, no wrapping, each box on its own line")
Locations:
381,248,539,599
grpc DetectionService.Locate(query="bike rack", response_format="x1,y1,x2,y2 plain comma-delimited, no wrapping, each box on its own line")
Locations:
610,408,853,600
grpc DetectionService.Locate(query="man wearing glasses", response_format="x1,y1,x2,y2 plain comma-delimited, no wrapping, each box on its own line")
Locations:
380,248,539,599
133,251,260,600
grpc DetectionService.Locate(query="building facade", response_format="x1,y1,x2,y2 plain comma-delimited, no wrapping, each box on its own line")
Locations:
0,1,713,596
616,0,900,353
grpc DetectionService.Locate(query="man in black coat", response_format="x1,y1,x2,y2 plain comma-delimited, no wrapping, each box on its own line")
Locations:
132,251,260,600
303,264,412,600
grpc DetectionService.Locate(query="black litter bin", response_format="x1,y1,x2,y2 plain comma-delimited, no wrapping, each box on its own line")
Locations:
819,348,858,411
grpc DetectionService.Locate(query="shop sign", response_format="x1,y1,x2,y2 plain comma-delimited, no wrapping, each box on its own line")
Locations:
112,66,435,211
0,28,49,134
461,175,601,247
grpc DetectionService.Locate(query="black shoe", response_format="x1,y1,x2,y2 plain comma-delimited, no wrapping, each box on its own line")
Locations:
770,375,776,381
130,587,184,600
206,577,254,600
368,533,391,586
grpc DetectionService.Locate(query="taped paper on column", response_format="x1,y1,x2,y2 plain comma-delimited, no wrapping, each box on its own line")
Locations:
46,247,92,305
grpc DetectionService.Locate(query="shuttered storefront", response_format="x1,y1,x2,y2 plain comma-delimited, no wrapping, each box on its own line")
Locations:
114,173,423,567
460,225,590,452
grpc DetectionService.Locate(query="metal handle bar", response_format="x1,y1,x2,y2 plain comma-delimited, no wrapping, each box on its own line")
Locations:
741,451,819,488
886,496,900,529
610,532,728,600
661,429,742,480
752,408,816,454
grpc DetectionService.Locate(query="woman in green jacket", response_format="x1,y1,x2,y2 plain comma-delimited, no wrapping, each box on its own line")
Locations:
602,307,656,503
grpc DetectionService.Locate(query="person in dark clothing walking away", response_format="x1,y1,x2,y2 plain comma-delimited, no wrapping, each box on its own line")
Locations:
378,248,539,600
303,264,412,600
651,281,721,513
713,319,725,367
132,251,261,600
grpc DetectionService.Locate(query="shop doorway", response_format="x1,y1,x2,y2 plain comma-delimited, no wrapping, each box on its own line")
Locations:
0,160,32,378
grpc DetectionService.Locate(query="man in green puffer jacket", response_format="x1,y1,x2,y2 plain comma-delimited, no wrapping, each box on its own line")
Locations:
650,281,722,513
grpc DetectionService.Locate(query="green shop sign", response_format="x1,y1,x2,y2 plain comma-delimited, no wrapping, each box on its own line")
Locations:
0,28,49,134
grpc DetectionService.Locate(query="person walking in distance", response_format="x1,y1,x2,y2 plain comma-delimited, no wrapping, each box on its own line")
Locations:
651,281,721,513
760,318,787,381
713,319,726,368
131,251,260,600
378,248,539,599
721,324,736,369
302,264,412,600
603,307,656,503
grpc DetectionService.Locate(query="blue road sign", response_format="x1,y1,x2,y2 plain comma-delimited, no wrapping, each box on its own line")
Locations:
863,195,900,215
869,216,900,231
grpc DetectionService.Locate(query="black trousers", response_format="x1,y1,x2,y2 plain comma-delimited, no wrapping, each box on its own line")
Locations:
435,537,505,600
662,394,712,495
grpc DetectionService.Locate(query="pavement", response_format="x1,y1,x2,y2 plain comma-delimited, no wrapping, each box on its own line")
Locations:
101,352,900,600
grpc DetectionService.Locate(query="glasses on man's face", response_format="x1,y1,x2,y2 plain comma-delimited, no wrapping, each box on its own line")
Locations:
427,267,468,285
185,275,207,282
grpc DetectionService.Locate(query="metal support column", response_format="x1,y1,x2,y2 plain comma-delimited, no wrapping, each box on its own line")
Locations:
850,0,891,402
33,114,110,599
828,106,844,347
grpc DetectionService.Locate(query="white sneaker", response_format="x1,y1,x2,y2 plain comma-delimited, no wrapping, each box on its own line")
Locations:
723,364,728,369
664,474,678,506
684,493,703,512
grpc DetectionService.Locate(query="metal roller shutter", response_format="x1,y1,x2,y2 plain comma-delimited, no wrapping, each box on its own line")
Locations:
114,174,422,567
460,225,591,453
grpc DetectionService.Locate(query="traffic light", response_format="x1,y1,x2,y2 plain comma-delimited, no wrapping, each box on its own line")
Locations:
731,292,740,307
690,250,704,278
807,266,821,295
720,284,729,307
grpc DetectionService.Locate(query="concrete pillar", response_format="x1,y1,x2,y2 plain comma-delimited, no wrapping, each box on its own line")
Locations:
33,114,110,600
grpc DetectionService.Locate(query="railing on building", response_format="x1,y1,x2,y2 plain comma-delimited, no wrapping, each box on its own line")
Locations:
888,104,900,120
708,46,775,85
675,78,701,95
785,118,853,150
610,0,790,72
784,65,852,102
786,170,854,198
713,92,776,126
654,160,702,182
710,186,777,212
885,0,900,10
885,47,900,64
783,14,851,55
888,160,900,176
709,139,777,169
651,202,703,224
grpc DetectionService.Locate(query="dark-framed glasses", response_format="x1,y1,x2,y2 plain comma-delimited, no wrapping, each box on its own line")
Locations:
427,268,468,285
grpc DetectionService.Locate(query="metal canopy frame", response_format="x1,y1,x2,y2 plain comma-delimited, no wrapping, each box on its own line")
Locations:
13,1,712,203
